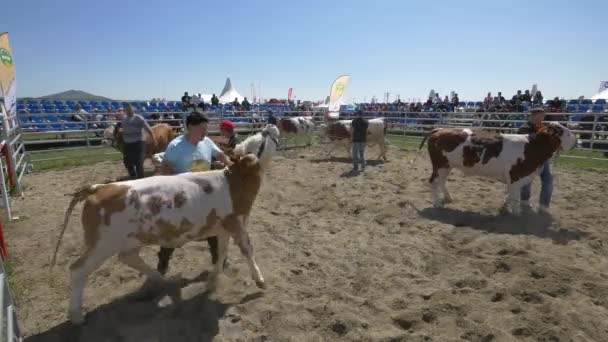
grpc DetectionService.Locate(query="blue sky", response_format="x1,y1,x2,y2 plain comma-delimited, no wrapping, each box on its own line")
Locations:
3,0,606,102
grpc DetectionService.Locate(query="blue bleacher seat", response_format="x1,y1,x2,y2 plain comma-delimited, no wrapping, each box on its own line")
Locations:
581,99,592,105
591,105,604,113
568,99,579,105
594,99,606,105
578,105,590,113
566,105,578,112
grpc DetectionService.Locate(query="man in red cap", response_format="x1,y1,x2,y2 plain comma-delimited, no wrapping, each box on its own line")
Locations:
218,119,240,155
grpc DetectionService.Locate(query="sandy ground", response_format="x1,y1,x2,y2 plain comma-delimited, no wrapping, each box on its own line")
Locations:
5,144,608,342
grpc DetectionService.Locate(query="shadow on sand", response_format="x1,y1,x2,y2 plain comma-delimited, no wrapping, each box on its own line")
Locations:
310,156,386,167
403,202,587,244
25,272,264,342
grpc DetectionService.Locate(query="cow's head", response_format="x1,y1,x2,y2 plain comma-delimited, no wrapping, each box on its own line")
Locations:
101,123,125,151
232,124,280,170
100,124,116,147
540,122,576,151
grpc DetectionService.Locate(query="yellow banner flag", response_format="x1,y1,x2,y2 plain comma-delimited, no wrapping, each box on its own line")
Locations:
0,32,17,120
328,75,350,113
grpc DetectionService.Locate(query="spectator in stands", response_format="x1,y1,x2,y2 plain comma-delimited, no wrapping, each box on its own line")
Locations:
121,103,156,180
433,94,442,109
550,97,563,112
451,93,460,111
241,97,251,111
156,111,232,274
232,98,241,111
351,109,369,174
511,90,523,112
181,92,192,111
493,92,506,107
522,90,532,103
211,94,219,106
442,95,451,112
191,93,200,108
484,92,493,110
533,91,543,106
519,107,553,215
71,104,87,122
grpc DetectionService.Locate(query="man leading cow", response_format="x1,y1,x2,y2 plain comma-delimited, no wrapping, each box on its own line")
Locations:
157,111,232,275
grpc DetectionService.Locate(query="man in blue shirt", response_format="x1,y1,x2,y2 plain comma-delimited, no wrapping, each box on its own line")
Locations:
157,111,231,275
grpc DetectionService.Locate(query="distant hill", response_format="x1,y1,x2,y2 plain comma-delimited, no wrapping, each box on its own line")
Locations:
37,90,113,101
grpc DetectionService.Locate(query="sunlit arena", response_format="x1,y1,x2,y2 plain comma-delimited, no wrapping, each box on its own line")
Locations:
1,2,608,341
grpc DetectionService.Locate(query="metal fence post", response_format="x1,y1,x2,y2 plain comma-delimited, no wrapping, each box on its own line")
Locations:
590,112,599,151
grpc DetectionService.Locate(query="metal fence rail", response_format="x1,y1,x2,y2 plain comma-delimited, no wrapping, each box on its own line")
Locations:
19,110,608,167
0,261,23,341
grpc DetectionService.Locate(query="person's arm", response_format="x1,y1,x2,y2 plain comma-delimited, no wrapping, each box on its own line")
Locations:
210,139,232,166
140,116,157,145
158,142,177,175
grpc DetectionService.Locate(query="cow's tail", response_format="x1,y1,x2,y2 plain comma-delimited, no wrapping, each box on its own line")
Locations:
50,184,100,275
418,128,440,150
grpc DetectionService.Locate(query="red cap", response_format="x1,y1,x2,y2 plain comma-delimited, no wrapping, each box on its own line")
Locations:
220,120,235,132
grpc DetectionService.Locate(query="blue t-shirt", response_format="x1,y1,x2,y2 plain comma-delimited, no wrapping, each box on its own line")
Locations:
163,135,222,174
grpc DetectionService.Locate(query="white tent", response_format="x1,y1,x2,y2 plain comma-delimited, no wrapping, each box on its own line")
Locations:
218,78,245,104
591,88,608,100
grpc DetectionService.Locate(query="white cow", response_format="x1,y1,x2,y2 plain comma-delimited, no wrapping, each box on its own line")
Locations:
319,117,388,160
418,122,576,214
277,116,315,146
50,127,280,324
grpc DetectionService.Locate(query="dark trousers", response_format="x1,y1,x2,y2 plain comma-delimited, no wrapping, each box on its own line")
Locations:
157,237,224,275
123,141,146,179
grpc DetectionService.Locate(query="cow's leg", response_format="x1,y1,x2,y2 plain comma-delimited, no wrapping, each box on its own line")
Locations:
379,141,388,161
119,248,164,282
235,228,265,289
430,167,451,207
503,184,522,215
68,249,114,324
157,247,175,276
439,168,453,204
208,234,230,292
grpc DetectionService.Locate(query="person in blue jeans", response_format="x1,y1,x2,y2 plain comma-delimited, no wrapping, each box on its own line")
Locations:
156,111,232,275
351,109,369,173
519,108,553,214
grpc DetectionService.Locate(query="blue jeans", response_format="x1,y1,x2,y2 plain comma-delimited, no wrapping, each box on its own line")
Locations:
520,161,553,207
352,142,366,171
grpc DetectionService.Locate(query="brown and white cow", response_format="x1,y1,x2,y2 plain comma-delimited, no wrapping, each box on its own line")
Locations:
320,118,388,160
418,122,576,214
50,130,280,324
277,116,315,146
102,123,175,169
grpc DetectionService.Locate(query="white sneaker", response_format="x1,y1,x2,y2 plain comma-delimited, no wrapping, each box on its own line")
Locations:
538,205,551,215
520,201,533,212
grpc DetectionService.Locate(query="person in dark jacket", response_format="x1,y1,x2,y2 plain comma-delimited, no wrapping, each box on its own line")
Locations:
266,110,277,125
518,107,553,214
351,109,369,173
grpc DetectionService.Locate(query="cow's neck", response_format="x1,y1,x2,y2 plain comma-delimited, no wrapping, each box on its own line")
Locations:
224,169,262,216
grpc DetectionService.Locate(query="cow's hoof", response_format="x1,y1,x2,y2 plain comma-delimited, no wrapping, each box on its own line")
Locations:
255,279,267,289
69,310,85,325
443,197,453,204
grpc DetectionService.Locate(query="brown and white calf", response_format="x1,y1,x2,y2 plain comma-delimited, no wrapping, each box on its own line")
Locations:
320,118,388,160
419,122,576,214
277,116,315,146
51,130,279,324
